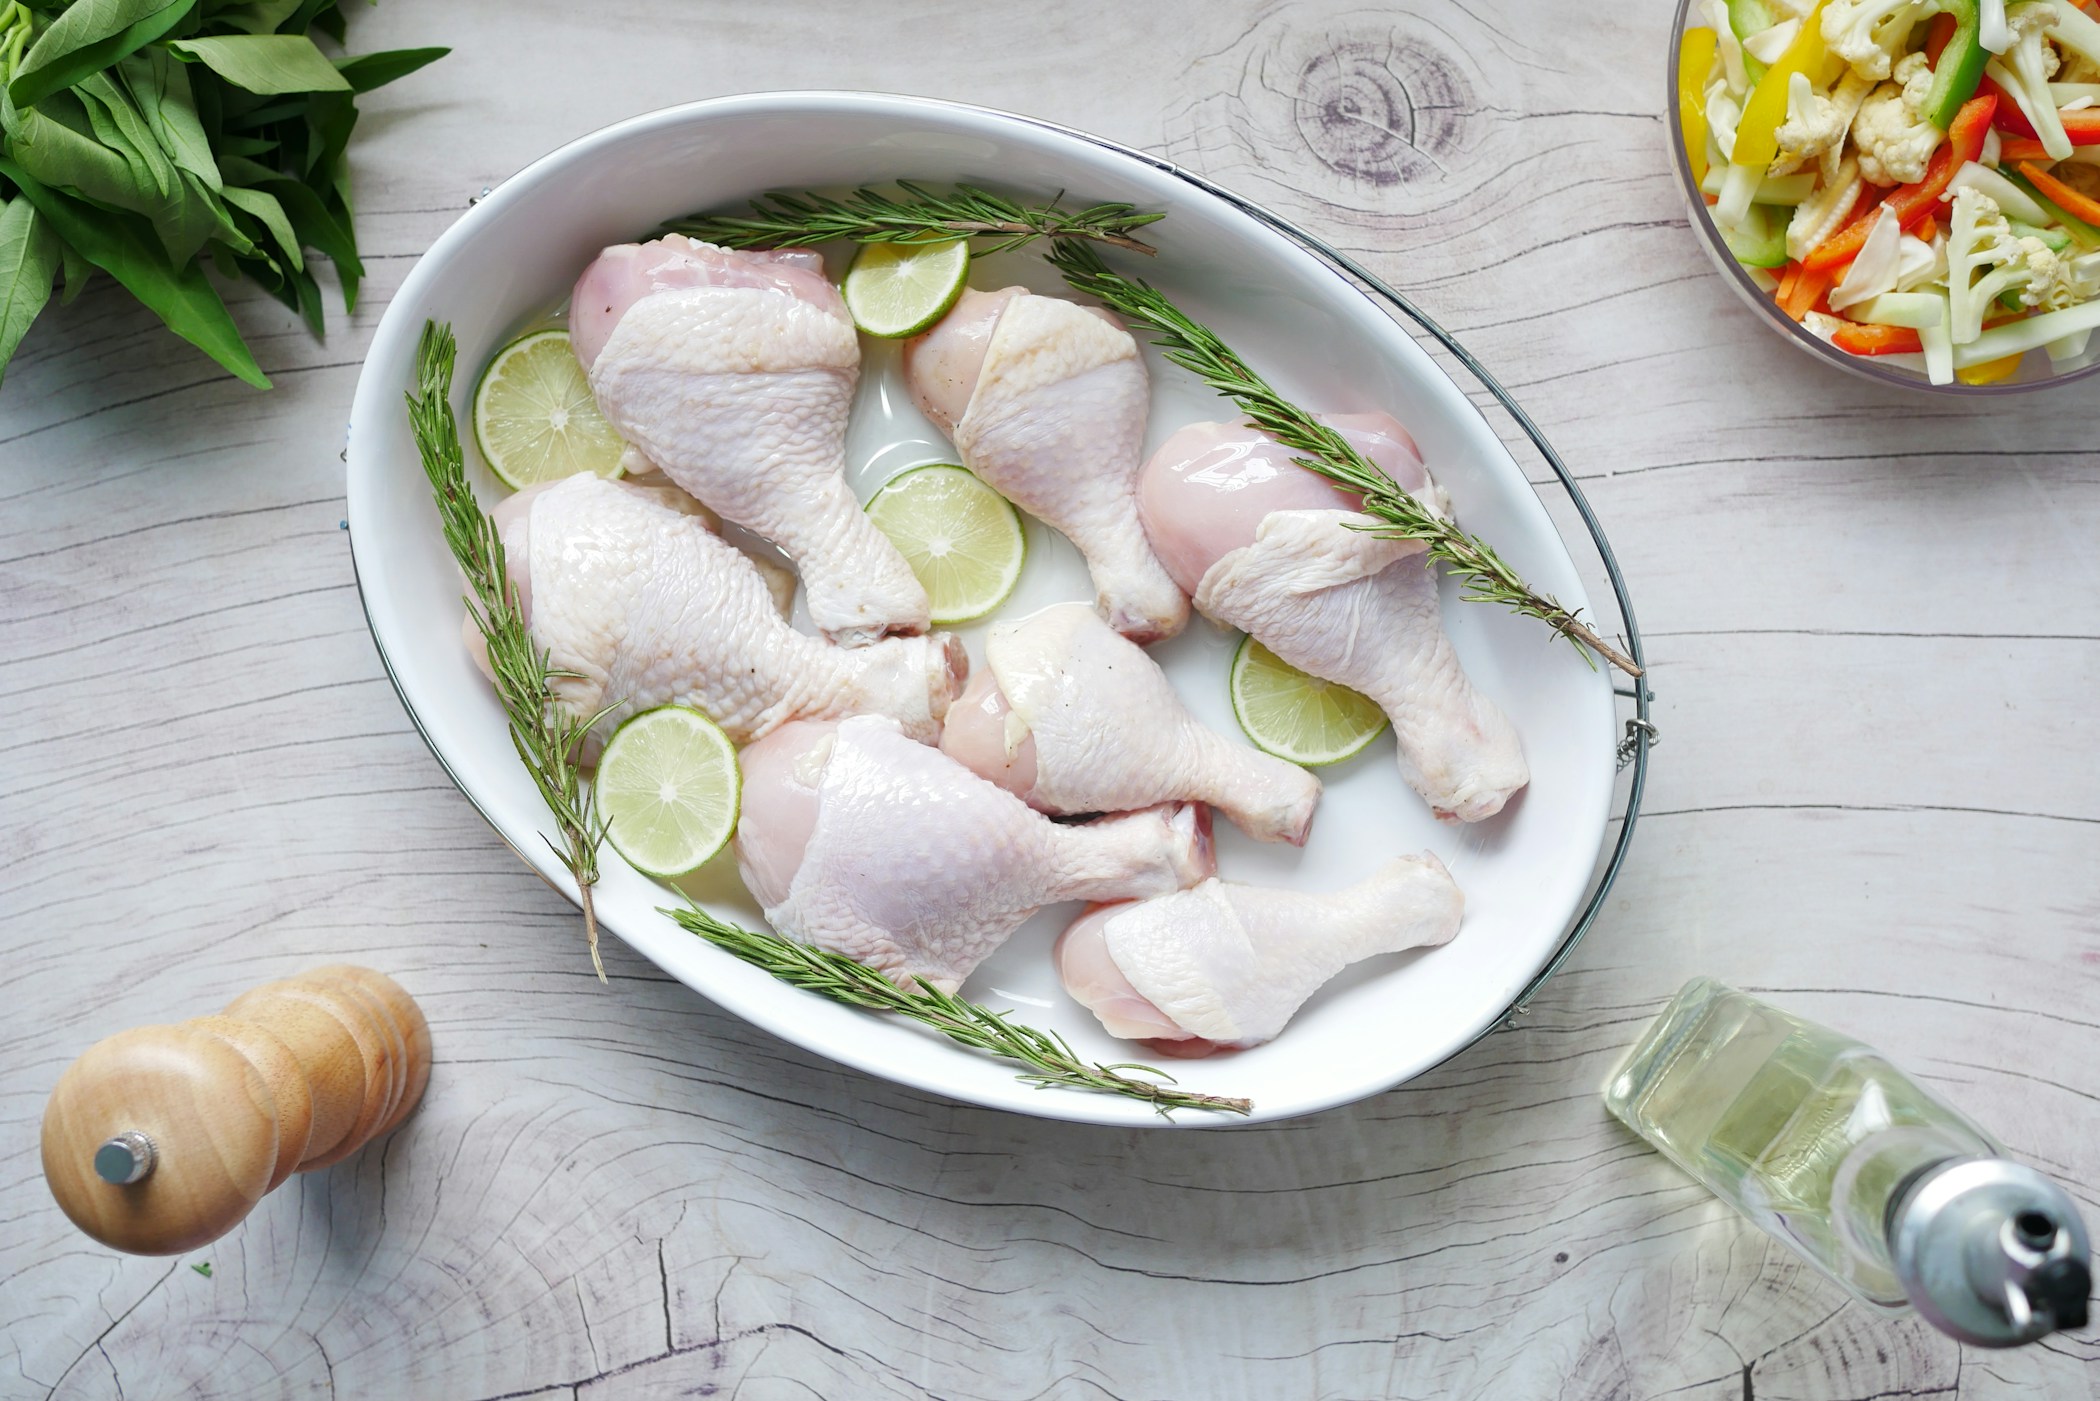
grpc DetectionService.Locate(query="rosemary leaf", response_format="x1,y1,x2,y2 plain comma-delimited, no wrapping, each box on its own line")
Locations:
1045,241,1643,678
407,320,609,979
669,181,1164,257
667,904,1252,1118
410,326,1247,1114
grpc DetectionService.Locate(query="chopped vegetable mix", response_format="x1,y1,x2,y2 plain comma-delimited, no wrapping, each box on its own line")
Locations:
1687,0,2100,383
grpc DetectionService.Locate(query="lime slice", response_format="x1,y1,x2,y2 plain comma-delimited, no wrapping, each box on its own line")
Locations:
865,464,1026,624
1228,636,1388,767
595,705,741,878
472,329,627,490
842,239,971,338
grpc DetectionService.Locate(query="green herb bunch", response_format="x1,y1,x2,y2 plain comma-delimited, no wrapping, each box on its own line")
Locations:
0,0,445,389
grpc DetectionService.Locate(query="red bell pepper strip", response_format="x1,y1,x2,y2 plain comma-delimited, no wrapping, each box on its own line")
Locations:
1925,11,1959,65
2018,160,2100,226
1804,94,1997,270
1831,323,1925,355
1979,75,2027,134
1986,89,2100,145
1980,76,2100,145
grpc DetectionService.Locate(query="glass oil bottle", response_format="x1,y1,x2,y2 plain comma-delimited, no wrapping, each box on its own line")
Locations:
1606,978,2091,1347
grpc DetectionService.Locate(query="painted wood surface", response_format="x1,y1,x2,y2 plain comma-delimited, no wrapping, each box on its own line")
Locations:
3,2,2097,1397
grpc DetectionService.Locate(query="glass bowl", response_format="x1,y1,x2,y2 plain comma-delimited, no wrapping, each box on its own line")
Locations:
1668,0,2100,394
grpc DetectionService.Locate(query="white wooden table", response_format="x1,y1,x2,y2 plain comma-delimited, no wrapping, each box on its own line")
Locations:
5,2,2097,1397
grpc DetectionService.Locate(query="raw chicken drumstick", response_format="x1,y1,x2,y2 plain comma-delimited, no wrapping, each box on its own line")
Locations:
571,234,929,645
736,716,1215,993
904,287,1189,643
1138,413,1527,823
940,602,1320,845
1055,855,1464,1051
465,475,962,745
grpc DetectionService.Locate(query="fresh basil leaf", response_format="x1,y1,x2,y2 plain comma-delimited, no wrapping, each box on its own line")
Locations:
168,34,351,94
284,0,339,31
74,72,177,200
8,0,196,111
0,197,61,384
59,237,92,305
285,258,320,337
333,47,447,94
214,134,277,157
303,88,351,190
162,171,246,264
210,0,304,34
221,182,299,272
118,50,221,190
224,96,307,130
0,159,268,387
215,152,278,186
5,96,161,218
262,175,355,273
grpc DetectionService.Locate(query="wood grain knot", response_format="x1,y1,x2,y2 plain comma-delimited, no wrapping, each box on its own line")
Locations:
1292,37,1471,186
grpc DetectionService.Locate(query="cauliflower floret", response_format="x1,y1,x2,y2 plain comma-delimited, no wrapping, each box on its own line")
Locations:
1822,0,1927,80
2017,238,2082,310
1947,186,2044,339
1772,69,1877,179
1994,2,2072,156
1776,0,1819,15
1853,53,1942,184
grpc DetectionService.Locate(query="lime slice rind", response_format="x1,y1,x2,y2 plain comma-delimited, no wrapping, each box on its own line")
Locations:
472,329,627,490
595,705,741,879
843,239,971,338
866,464,1026,625
1228,636,1388,768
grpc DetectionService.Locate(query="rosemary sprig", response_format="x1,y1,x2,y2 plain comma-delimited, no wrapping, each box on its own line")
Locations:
1046,242,1644,678
667,904,1251,1117
669,182,1164,256
407,319,1246,1113
407,321,612,980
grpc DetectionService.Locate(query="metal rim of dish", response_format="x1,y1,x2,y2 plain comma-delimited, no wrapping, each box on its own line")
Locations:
344,94,1655,1102
1666,0,2100,396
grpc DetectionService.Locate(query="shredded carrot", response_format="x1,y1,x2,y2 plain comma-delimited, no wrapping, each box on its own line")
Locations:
1779,262,1835,320
1998,137,2054,162
1914,215,1938,242
2019,160,2100,225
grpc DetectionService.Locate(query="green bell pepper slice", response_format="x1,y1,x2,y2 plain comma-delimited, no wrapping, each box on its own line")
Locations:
1923,0,1988,130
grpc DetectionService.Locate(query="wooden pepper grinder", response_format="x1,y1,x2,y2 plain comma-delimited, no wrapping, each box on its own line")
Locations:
40,965,431,1255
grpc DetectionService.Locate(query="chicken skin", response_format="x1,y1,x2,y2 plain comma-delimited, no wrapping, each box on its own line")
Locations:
1055,855,1463,1051
467,475,961,745
572,234,929,644
1138,414,1527,823
735,716,1215,993
939,602,1319,844
904,287,1188,643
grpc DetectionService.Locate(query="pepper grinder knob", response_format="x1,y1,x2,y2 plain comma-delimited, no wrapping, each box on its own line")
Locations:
40,966,431,1256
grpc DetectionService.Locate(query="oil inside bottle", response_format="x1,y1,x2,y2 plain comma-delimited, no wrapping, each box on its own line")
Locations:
1605,979,1998,1306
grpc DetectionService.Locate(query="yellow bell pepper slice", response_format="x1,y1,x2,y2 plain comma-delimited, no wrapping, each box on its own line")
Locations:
1955,351,2024,384
1733,2,1832,170
1680,28,1719,185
